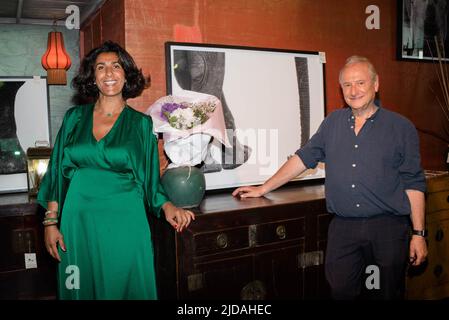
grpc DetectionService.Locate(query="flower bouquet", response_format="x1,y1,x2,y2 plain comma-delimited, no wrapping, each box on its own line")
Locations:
147,90,231,207
147,90,231,169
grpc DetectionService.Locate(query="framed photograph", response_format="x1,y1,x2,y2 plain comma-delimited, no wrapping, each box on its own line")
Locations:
398,0,449,61
165,42,326,190
0,76,50,193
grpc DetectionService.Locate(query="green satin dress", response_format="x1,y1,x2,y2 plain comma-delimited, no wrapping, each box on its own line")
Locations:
37,104,169,300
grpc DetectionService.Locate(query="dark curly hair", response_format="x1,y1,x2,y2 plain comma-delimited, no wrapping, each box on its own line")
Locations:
72,41,150,101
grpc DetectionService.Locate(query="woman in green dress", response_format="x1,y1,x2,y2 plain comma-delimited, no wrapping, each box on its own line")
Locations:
37,41,195,300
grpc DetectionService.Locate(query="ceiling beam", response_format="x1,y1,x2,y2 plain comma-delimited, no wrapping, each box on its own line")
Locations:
2,0,107,28
0,17,66,26
80,0,106,26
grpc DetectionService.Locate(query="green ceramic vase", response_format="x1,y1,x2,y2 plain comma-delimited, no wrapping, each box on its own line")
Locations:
161,166,206,208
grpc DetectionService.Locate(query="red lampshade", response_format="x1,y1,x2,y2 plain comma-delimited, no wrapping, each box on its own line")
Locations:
41,32,72,85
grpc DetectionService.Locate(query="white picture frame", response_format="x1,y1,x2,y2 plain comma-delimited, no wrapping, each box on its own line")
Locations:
165,42,326,190
0,76,50,193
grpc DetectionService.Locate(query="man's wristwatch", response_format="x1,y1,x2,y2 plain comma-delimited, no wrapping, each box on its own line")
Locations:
412,229,428,237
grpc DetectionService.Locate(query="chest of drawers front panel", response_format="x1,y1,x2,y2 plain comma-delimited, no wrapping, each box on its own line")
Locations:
153,184,330,299
406,173,449,299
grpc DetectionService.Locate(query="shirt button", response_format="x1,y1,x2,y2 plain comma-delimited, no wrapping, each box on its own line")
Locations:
352,163,356,167
370,120,374,122
356,204,360,207
351,184,355,188
354,144,358,148
350,126,354,129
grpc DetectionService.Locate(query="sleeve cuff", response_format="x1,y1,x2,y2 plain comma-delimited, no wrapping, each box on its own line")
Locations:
295,149,318,169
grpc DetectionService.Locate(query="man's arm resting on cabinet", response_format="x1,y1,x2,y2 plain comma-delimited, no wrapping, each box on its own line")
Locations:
232,154,308,198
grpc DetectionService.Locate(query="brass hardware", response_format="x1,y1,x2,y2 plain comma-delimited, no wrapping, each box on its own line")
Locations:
216,233,228,249
435,228,444,242
298,251,324,269
11,228,35,254
240,280,267,300
276,225,286,239
187,273,204,292
248,225,257,247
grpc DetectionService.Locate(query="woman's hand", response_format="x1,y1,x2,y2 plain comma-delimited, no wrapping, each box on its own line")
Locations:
162,202,195,232
44,225,66,262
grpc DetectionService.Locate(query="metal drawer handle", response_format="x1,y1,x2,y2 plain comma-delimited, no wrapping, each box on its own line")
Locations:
187,273,204,292
276,225,286,239
436,228,444,242
216,233,228,249
298,251,324,268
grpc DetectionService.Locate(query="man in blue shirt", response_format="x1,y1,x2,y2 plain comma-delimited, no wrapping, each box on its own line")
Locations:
233,56,428,299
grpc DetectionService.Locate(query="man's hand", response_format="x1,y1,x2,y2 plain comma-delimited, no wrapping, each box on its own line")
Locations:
409,236,428,266
232,155,307,199
232,185,266,198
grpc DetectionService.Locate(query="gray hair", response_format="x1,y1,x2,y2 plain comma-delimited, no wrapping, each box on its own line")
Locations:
338,55,378,84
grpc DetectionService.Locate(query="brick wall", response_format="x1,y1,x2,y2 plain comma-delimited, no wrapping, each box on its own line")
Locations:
81,0,447,170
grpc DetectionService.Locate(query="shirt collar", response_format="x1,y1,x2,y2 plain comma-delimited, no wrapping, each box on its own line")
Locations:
346,101,382,121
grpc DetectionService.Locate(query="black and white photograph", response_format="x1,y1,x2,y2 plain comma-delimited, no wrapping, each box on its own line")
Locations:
165,42,326,190
399,0,449,61
0,77,50,193
3,0,449,304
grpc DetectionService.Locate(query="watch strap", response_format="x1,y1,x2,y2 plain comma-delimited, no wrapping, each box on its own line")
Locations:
412,229,427,237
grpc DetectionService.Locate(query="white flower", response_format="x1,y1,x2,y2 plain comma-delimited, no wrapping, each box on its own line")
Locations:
147,91,230,168
162,101,216,130
171,108,196,129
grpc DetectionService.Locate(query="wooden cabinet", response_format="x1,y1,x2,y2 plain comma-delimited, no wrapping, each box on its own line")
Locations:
0,194,57,300
406,172,449,299
0,183,329,300
7,174,449,300
152,183,331,299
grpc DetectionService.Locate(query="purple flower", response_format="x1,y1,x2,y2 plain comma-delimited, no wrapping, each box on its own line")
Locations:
160,102,185,120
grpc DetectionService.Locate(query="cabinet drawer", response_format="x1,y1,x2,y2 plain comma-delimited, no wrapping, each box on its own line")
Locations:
252,218,305,246
406,214,449,299
426,191,449,213
428,215,449,256
426,174,449,193
194,227,249,256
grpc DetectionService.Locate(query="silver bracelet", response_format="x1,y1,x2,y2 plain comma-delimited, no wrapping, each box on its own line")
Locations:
45,210,58,216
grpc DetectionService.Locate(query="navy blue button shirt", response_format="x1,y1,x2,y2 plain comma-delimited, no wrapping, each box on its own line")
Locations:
296,106,426,218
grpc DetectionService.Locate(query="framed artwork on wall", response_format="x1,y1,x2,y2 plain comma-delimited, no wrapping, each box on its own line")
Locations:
398,0,449,62
0,76,50,193
165,42,326,190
